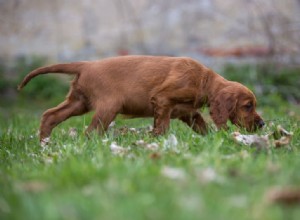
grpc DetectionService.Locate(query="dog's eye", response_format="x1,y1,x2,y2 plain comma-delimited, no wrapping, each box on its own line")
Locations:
243,103,253,111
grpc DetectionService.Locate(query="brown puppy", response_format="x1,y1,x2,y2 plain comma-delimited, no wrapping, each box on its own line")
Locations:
18,56,264,143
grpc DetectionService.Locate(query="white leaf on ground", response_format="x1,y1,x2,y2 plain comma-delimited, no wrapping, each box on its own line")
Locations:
232,132,269,148
109,121,115,128
110,142,129,155
232,125,293,149
163,134,180,153
135,140,159,150
196,167,220,184
136,140,145,146
146,142,159,150
221,154,236,160
43,157,53,164
102,138,109,144
129,127,137,132
68,128,77,138
167,134,178,147
161,166,186,180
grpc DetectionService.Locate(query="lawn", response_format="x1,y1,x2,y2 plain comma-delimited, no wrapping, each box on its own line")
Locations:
1,62,300,220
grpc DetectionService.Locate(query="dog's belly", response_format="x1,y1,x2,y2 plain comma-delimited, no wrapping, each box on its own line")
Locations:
171,103,198,118
120,102,200,119
120,101,154,117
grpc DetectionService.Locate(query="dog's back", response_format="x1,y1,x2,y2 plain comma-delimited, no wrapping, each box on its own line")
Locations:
77,56,205,116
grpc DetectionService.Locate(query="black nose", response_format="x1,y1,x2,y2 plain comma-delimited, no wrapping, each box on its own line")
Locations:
257,120,265,128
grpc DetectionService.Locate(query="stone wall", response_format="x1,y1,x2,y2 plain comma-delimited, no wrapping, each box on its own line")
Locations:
1,0,299,62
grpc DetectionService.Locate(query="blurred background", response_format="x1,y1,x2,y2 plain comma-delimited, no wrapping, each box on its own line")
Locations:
0,0,300,109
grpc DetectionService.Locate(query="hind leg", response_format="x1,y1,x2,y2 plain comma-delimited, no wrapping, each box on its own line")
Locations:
40,98,88,143
85,106,118,136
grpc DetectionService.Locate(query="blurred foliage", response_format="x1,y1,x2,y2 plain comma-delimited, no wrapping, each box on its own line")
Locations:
16,56,69,102
0,62,15,92
0,66,9,91
222,64,300,105
0,56,69,104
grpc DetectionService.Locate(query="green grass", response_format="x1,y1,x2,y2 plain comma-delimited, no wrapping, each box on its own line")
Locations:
1,98,300,220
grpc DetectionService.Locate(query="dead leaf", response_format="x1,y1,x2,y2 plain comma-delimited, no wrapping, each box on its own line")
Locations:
149,152,161,160
18,181,48,193
161,166,186,180
274,136,292,148
118,127,129,135
232,132,269,149
227,168,240,177
232,125,293,149
277,125,293,137
265,187,300,206
273,125,293,148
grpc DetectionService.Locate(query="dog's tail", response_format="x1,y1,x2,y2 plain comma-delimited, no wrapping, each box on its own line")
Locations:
17,62,86,90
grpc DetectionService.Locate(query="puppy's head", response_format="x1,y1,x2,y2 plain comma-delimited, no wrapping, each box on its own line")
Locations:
211,82,264,131
231,84,264,131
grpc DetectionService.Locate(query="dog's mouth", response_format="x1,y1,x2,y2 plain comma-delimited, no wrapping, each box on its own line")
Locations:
256,119,265,129
245,119,265,132
236,117,265,132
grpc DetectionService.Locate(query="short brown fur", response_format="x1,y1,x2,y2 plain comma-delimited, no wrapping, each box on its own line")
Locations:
18,55,264,142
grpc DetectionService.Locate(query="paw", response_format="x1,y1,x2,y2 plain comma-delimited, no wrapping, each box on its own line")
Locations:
152,128,164,136
40,137,50,148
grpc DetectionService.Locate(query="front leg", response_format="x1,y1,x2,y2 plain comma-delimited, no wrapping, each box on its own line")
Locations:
151,97,172,136
179,112,208,135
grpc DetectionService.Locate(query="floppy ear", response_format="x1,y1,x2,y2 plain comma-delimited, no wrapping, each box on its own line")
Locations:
210,92,237,129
